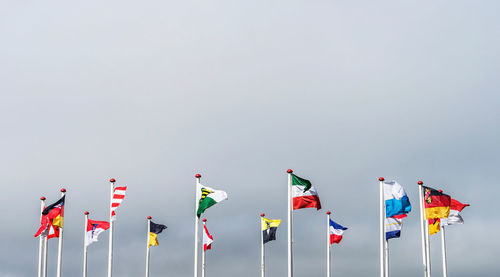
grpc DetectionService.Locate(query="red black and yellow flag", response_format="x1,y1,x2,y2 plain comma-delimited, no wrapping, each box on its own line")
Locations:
423,186,451,219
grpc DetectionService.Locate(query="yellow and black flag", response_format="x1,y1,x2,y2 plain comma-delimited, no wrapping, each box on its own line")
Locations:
149,221,167,248
261,217,281,244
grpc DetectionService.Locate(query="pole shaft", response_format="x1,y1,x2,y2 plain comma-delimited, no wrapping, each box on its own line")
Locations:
201,221,206,277
379,180,385,277
441,225,447,277
194,176,201,277
145,218,151,277
261,216,265,277
327,213,331,277
83,213,88,277
425,216,431,277
418,184,428,277
107,182,114,277
38,198,45,277
287,172,293,277
57,190,66,277
42,235,48,277
384,240,389,277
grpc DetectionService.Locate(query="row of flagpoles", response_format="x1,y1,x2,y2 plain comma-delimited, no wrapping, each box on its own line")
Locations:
34,170,468,277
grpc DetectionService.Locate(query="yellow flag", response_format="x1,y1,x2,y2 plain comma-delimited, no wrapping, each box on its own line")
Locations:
149,233,159,248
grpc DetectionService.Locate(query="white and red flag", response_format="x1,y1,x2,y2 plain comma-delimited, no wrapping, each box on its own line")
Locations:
203,224,213,251
86,219,110,246
291,174,321,210
111,186,127,221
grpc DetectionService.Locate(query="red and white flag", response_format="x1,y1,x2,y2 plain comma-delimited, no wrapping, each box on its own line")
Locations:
203,224,213,251
111,186,127,221
34,213,60,239
86,219,110,246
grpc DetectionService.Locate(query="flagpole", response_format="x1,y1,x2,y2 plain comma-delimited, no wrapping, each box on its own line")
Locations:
260,213,265,277
440,225,447,277
326,211,331,277
107,178,116,277
43,231,48,277
425,215,431,277
202,218,207,277
379,177,385,277
194,174,201,277
418,181,428,277
38,197,46,277
287,169,293,277
56,188,66,277
145,216,151,277
83,212,89,277
384,239,389,277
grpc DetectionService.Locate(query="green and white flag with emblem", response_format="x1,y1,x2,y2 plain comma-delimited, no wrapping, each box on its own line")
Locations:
197,184,228,217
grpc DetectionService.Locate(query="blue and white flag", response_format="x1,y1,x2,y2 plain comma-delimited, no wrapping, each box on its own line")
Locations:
385,217,403,240
329,219,347,244
384,181,411,218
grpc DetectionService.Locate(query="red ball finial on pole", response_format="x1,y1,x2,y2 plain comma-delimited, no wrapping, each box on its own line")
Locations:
40,196,46,200
287,169,293,173
202,218,207,222
84,211,89,215
110,178,116,183
195,174,202,178
147,216,152,220
418,181,423,185
60,188,66,192
326,211,331,215
260,213,265,217
378,177,385,182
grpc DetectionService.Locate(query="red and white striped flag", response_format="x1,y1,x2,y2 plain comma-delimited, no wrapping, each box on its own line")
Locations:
203,224,213,251
111,186,127,221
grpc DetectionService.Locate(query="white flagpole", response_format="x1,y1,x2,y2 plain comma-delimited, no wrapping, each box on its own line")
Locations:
384,239,389,277
194,174,201,277
425,216,431,277
260,213,265,277
145,216,151,277
287,169,293,277
418,181,427,277
43,231,48,277
107,178,116,277
38,197,46,277
379,177,385,277
441,225,447,277
326,211,331,277
202,218,207,277
56,188,66,277
83,211,89,277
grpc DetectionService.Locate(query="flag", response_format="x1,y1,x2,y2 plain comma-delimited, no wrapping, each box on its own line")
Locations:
149,221,167,248
203,224,213,251
261,217,281,244
291,174,321,210
42,196,65,228
429,218,440,235
111,186,127,221
34,215,60,239
197,184,228,217
384,181,411,218
85,220,110,246
441,199,469,226
424,186,451,219
385,217,404,240
329,219,347,244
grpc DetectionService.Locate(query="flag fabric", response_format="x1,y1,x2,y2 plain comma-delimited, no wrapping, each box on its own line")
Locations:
424,186,451,219
197,184,228,217
261,217,281,244
111,186,127,221
329,219,348,244
149,221,167,248
441,199,469,226
42,196,65,228
429,218,441,235
291,174,321,210
85,219,110,246
203,224,213,251
385,217,404,240
34,215,60,239
384,181,411,218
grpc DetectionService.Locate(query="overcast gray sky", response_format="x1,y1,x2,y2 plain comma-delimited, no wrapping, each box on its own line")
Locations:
1,0,499,276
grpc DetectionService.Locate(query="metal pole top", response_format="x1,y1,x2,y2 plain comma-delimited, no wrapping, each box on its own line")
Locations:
147,216,152,220
60,188,66,193
418,181,424,185
378,177,385,182
260,213,265,217
326,211,331,215
109,178,116,183
84,211,89,215
195,174,202,178
40,197,46,200
286,169,293,173
202,218,207,222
